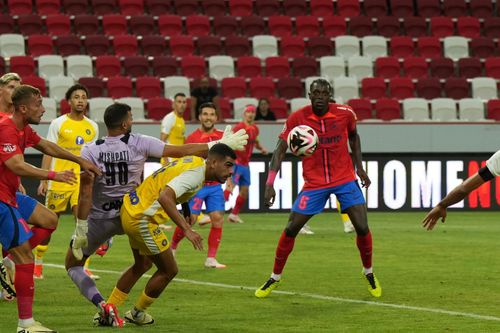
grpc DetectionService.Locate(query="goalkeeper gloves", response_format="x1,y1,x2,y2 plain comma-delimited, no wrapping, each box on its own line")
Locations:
72,218,88,260
208,125,248,151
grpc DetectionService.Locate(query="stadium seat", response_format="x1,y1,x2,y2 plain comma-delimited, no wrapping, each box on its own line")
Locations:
430,57,455,79
265,56,290,78
95,55,121,77
213,16,238,37
458,98,486,121
333,76,358,103
186,15,210,36
119,0,144,15
221,77,246,98
255,0,280,16
146,97,171,120
277,77,303,99
17,15,43,36
363,0,387,16
27,35,54,56
487,99,500,120
78,77,104,97
458,57,483,79
0,34,25,57
91,0,117,15
229,0,252,16
249,77,275,99
469,37,496,59
416,77,442,99
295,16,320,37
310,0,334,16
116,97,146,120
430,17,454,38
73,15,100,35
54,36,81,57
62,0,88,14
470,0,493,18
22,76,47,96
88,97,114,121
252,35,278,59
240,16,266,37
0,15,15,35
45,14,71,36
201,0,226,16
141,35,166,56
8,0,32,15
225,36,251,57
180,55,206,78
403,98,430,121
417,0,441,16
268,16,293,38
158,15,182,36
361,77,386,99
169,36,195,56
84,35,110,56
442,0,467,17
233,97,258,119
403,57,428,78
49,76,75,101
172,0,198,15
361,36,387,60
444,77,469,99
67,55,93,80
347,56,373,81
403,17,427,37
38,55,64,79
107,76,133,98
320,56,345,80
416,37,442,58
292,57,318,78
485,57,500,79
389,77,414,99
374,57,400,78
123,55,149,77
336,0,359,16
443,37,469,61
347,98,373,120
283,0,307,16
290,97,310,112
307,37,334,57
430,98,457,121
483,18,500,39
391,0,414,16
42,97,58,121
322,16,346,37
112,35,138,56
375,98,401,120
349,16,372,37
129,15,155,36
208,55,234,80
335,36,360,59
135,76,161,99
236,56,262,77
102,14,128,36
456,17,480,38
145,0,171,15
218,97,232,119
163,75,190,99
268,97,288,119
10,56,35,76
280,36,305,58
197,36,222,57
390,36,414,58
376,16,401,38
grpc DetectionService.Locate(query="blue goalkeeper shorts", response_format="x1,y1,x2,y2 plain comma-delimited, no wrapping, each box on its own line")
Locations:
232,164,251,187
0,201,33,250
189,184,224,215
16,192,37,221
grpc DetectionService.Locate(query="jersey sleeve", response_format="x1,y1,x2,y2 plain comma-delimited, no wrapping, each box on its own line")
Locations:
80,144,93,162
160,113,175,135
166,166,205,199
138,134,166,158
346,105,357,132
46,118,61,143
26,126,42,147
485,150,500,177
0,127,23,162
279,113,298,142
185,131,196,144
90,120,99,142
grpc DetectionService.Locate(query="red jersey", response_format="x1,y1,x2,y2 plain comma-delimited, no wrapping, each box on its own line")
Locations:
0,111,10,119
186,128,223,185
233,122,259,166
0,117,41,206
279,103,357,190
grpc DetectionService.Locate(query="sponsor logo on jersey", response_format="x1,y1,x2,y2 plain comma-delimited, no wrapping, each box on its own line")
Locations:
2,144,16,153
102,199,123,211
86,129,91,135
76,136,84,145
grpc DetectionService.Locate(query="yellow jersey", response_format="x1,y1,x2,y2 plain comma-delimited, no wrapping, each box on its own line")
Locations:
122,156,206,224
47,114,98,191
160,111,185,145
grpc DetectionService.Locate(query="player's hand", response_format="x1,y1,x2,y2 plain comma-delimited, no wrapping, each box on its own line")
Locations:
37,181,48,196
357,169,371,188
185,229,203,251
261,148,269,155
219,125,248,151
186,214,196,226
264,185,276,208
55,169,77,185
79,158,102,176
18,183,27,195
72,219,89,260
422,205,447,231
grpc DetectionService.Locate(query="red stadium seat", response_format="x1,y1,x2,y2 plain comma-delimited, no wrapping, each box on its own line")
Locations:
416,77,442,99
417,37,442,58
78,77,104,97
146,0,172,15
457,57,483,78
255,0,280,16
442,0,467,17
295,16,320,37
95,55,121,77
221,77,246,98
265,56,290,78
141,35,166,56
484,18,500,39
403,17,427,37
37,0,61,14
202,0,226,16
336,0,360,17
430,57,455,79
152,56,178,77
218,97,232,119
363,0,387,16
136,76,162,99
470,0,493,18
173,0,198,15
123,55,149,77
180,55,206,78
119,0,144,15
375,98,401,120
374,57,400,78
102,14,128,36
107,76,133,98
485,57,500,79
391,0,414,17
27,35,54,56
430,17,454,38
444,77,469,99
457,17,480,38
277,77,303,99
390,36,414,57
62,0,88,14
22,76,47,96
403,57,429,79
18,14,43,36
91,0,117,14
347,98,373,120
147,97,172,120
389,77,414,100
224,36,250,57
240,16,265,37
469,37,496,59
8,0,33,15
229,0,253,16
158,15,182,36
268,16,293,38
73,15,100,35
112,35,138,56
84,35,110,56
0,15,14,35
283,0,307,16
349,16,373,37
10,56,35,76
236,56,262,77
417,0,441,17
486,99,500,120
249,77,275,99
129,16,155,36
269,97,288,119
377,16,401,38
361,77,386,99
280,36,305,58
322,16,346,37
45,14,71,36
186,15,210,36
169,36,194,56
60,99,70,114
292,57,318,78
213,16,238,37
197,36,222,57
55,35,81,56
307,37,333,57
309,0,333,16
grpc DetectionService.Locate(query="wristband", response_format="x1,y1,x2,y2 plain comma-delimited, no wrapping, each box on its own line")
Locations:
266,170,278,186
47,171,56,180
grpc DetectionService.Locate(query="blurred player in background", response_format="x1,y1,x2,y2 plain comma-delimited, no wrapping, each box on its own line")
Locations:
160,92,186,165
36,84,99,280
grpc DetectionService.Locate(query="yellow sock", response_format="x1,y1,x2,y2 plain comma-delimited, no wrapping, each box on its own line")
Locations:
35,245,49,261
135,290,156,312
341,213,350,223
84,257,91,269
107,287,129,307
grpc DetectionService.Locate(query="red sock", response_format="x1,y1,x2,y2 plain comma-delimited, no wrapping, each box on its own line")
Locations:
171,227,185,250
29,226,55,249
223,190,231,201
207,227,222,258
15,263,34,320
232,195,245,215
273,231,296,275
356,231,373,269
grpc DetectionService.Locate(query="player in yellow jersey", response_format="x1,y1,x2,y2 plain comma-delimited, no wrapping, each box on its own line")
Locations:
36,84,99,279
160,92,186,165
104,143,236,325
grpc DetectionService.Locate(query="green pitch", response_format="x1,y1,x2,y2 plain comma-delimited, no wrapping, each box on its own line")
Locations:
2,212,500,332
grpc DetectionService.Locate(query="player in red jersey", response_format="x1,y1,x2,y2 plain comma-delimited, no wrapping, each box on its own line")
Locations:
170,102,229,268
0,85,101,332
255,79,382,298
224,105,268,223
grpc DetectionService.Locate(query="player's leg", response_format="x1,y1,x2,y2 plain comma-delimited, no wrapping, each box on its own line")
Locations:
224,164,241,202
337,199,355,233
228,165,250,223
171,191,205,252
204,186,226,268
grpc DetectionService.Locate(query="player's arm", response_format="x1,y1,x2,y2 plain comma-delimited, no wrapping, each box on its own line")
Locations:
160,114,174,143
255,139,268,155
3,153,76,183
348,127,371,188
264,138,288,207
37,154,53,196
71,170,95,260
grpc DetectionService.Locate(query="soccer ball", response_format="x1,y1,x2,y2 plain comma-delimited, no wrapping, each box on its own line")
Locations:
287,125,319,157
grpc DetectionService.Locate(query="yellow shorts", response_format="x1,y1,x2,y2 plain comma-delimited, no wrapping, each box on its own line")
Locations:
121,207,170,256
45,189,79,213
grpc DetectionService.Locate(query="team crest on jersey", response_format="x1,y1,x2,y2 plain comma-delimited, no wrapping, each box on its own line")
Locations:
75,136,84,145
2,144,16,153
86,129,91,135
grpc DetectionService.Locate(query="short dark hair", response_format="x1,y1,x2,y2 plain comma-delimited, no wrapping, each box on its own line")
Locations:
198,102,217,114
12,85,41,108
208,143,236,160
310,78,333,95
65,84,90,101
104,103,131,129
174,92,186,100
